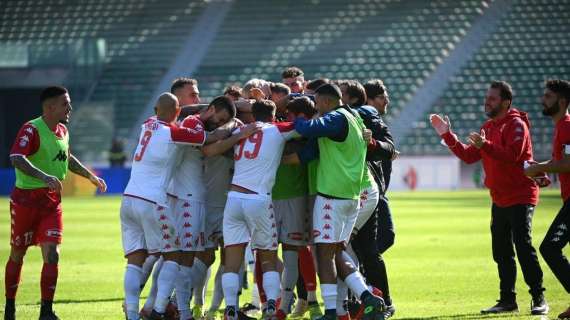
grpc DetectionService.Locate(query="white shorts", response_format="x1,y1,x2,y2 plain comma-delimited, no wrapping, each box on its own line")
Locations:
274,197,309,246
312,195,359,244
120,196,178,256
353,184,380,233
169,196,206,252
204,205,224,249
222,191,278,250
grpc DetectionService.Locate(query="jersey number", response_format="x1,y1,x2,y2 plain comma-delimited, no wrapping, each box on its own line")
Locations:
134,130,152,161
234,131,263,160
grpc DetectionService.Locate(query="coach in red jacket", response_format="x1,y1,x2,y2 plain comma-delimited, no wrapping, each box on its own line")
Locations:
430,81,547,315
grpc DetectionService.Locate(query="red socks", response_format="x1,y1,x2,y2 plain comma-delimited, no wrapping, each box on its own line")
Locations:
5,259,23,299
299,246,317,291
40,263,58,301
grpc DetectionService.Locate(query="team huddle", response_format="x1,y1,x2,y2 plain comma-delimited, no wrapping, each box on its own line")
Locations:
120,68,395,320
3,67,570,320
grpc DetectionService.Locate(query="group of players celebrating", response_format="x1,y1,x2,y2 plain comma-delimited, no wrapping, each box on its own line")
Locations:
3,65,569,320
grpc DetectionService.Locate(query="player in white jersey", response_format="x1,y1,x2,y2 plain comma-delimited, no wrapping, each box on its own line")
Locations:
205,100,299,320
166,96,243,320
121,93,207,320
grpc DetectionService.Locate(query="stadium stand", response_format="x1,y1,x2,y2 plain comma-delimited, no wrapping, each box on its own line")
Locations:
401,0,570,157
1,0,569,161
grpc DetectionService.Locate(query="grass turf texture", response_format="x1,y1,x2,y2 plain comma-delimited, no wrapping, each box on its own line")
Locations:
0,190,568,319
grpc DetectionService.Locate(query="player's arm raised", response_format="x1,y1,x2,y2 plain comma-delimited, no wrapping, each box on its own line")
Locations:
10,154,62,193
68,154,107,192
202,122,262,157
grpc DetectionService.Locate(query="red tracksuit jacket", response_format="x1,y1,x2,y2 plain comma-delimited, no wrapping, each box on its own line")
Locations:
442,108,538,207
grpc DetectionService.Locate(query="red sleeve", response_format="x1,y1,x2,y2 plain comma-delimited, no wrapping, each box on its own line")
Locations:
481,118,528,163
275,121,295,132
442,131,481,164
170,117,206,145
10,123,40,157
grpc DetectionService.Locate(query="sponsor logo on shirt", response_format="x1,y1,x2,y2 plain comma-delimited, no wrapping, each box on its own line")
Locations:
46,229,61,238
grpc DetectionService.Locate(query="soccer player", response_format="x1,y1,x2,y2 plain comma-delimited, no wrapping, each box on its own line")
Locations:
282,67,305,94
166,95,240,320
524,79,570,320
207,100,299,320
139,77,203,317
120,93,215,320
430,81,547,315
4,86,107,320
340,79,397,318
293,84,386,320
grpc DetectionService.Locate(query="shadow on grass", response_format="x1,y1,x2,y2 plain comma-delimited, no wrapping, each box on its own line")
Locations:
397,312,527,320
19,297,123,306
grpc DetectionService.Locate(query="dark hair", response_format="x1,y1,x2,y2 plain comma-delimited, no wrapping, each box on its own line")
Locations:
223,85,242,99
270,82,291,96
171,78,198,94
287,96,317,118
363,79,387,99
252,100,276,122
546,79,570,104
489,80,513,101
306,78,329,92
315,83,342,100
281,66,304,79
209,96,236,118
40,86,68,105
342,80,367,107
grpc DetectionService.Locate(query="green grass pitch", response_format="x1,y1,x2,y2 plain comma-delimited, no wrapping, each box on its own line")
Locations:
0,190,568,319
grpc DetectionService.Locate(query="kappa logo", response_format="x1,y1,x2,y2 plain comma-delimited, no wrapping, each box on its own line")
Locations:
323,234,331,240
159,214,167,221
52,150,67,162
161,224,169,230
19,135,29,147
175,238,180,246
183,212,191,218
185,232,193,238
559,224,567,230
163,234,170,240
164,244,171,250
323,213,332,220
323,204,333,210
323,224,332,230
183,202,190,208
186,242,193,248
184,222,192,228
25,127,34,134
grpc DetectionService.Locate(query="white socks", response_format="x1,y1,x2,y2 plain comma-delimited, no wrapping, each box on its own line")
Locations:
176,265,193,319
336,279,348,316
209,265,225,311
280,250,299,312
344,271,368,299
222,272,240,308
124,264,143,320
262,271,280,302
192,259,209,305
320,283,337,310
143,256,164,311
140,255,159,290
154,260,180,313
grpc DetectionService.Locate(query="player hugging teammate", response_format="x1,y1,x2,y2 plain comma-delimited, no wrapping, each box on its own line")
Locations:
112,66,397,320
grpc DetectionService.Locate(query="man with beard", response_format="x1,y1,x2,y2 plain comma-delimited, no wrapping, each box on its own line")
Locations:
4,86,107,320
430,80,547,315
524,79,570,320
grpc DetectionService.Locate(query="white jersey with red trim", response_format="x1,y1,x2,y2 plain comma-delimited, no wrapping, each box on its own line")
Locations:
231,122,298,196
124,117,206,205
167,115,207,201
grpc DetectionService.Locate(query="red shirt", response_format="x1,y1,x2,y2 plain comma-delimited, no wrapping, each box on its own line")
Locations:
552,114,570,202
442,108,538,207
10,121,67,157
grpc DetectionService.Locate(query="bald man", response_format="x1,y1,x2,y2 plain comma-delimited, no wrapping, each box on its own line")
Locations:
121,92,209,320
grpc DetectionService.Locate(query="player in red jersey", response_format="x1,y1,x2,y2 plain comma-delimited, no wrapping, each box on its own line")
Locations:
4,86,106,320
525,79,570,320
